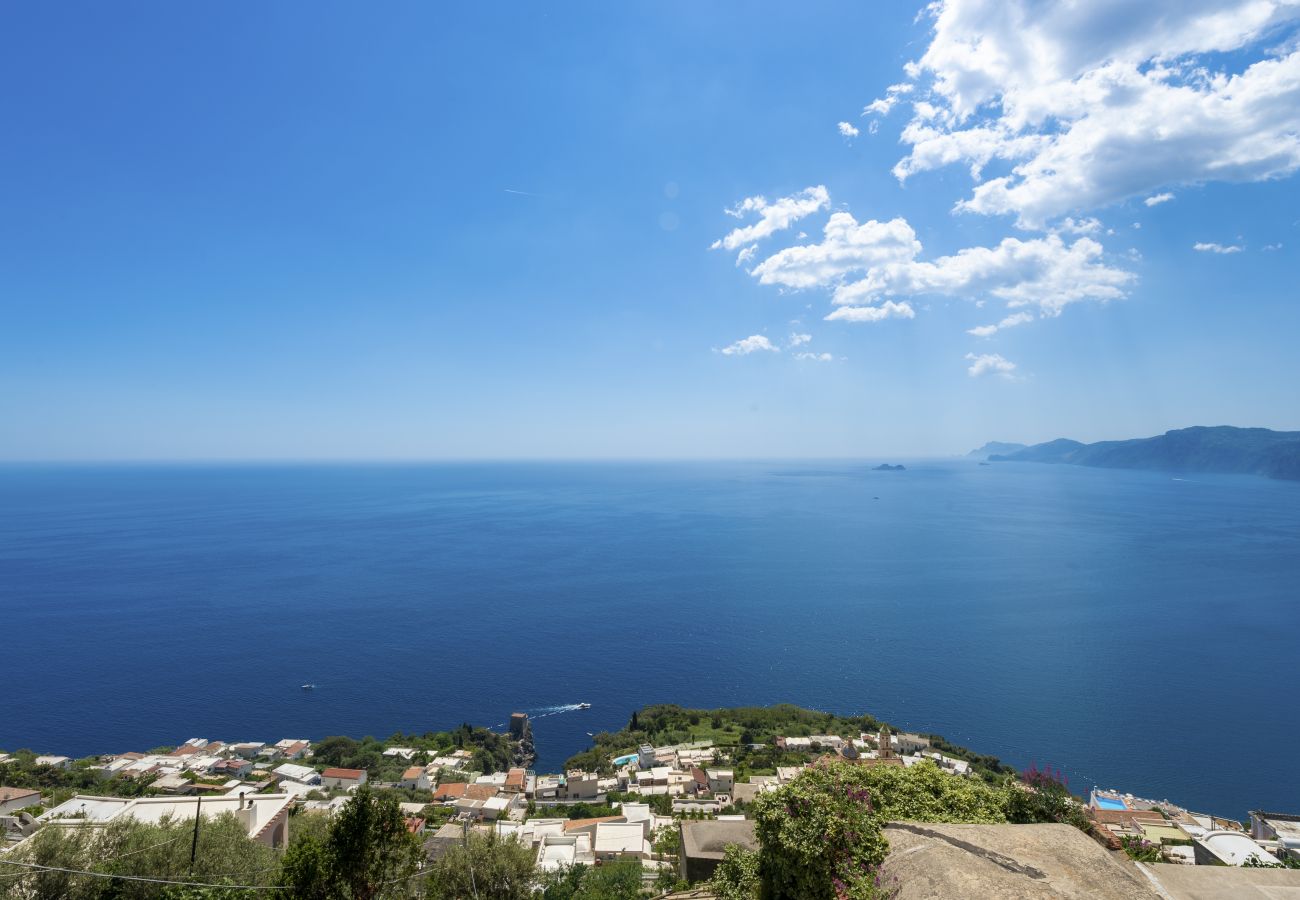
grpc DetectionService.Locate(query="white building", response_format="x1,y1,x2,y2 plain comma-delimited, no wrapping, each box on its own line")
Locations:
34,755,72,770
562,770,600,800
35,793,293,848
0,787,41,815
537,833,595,871
321,767,367,790
400,765,430,790
706,768,734,794
594,821,652,860
273,763,321,785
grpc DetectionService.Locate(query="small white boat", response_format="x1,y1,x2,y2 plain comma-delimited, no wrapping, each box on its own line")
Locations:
301,683,316,690
577,702,591,709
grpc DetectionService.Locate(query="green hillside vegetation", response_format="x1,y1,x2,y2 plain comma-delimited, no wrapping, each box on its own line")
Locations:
0,753,158,806
563,704,1013,777
312,723,516,780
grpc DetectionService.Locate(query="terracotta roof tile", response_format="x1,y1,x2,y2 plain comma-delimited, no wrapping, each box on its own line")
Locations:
321,767,365,779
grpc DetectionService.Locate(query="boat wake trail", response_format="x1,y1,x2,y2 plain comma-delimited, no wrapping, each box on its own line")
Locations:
493,703,590,728
529,703,588,719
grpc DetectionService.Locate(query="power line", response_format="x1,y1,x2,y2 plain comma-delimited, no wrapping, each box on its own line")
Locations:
0,858,289,890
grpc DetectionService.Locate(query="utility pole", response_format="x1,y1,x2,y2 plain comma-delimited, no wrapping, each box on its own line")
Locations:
190,793,202,866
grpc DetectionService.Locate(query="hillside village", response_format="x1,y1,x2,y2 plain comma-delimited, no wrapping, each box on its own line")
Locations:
4,705,1300,898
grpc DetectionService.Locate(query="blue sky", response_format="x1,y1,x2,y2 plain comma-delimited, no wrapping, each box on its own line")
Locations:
3,1,1298,459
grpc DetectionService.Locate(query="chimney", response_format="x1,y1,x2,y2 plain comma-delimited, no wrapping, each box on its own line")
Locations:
235,793,255,832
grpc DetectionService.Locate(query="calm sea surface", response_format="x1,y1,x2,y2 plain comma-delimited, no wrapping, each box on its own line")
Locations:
2,461,1298,817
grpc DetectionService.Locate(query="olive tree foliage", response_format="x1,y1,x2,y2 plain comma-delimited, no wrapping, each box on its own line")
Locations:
650,823,687,893
709,844,761,900
280,785,423,900
0,813,279,900
537,859,642,899
424,832,536,900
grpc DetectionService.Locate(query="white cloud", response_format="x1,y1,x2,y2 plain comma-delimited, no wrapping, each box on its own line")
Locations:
825,301,917,323
1058,217,1103,235
1263,241,1284,250
967,311,1034,337
880,0,1300,227
794,351,835,361
788,332,812,346
1144,192,1176,206
829,233,1133,316
749,212,922,290
864,82,915,116
736,245,759,267
1193,241,1244,253
712,186,830,252
965,352,1018,378
719,335,779,356
838,121,860,139
732,198,1132,325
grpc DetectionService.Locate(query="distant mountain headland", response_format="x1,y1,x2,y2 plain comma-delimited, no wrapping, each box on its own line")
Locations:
967,441,1027,459
977,426,1300,481
873,463,906,471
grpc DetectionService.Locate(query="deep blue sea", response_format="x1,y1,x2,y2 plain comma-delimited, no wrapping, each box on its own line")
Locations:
2,461,1298,818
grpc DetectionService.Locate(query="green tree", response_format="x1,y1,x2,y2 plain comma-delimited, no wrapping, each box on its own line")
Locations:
538,864,587,899
425,833,535,900
326,786,422,900
571,858,641,898
311,736,362,768
751,764,889,900
852,760,1008,824
710,844,761,900
281,785,422,900
652,823,685,892
3,813,278,900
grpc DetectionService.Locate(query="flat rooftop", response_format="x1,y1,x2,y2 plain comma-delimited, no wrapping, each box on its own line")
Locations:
880,822,1161,899
1139,862,1300,899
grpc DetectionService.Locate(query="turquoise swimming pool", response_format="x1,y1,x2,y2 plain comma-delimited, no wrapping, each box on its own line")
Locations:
1095,797,1128,810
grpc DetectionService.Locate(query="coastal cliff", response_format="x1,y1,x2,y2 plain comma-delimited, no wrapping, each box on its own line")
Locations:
983,426,1300,481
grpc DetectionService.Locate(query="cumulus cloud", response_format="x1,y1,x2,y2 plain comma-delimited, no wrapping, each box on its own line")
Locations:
967,311,1034,337
749,212,922,290
719,335,779,356
726,197,1132,325
828,232,1133,316
1144,192,1176,206
712,186,830,251
838,121,860,139
965,352,1018,378
1058,217,1103,235
825,301,917,323
788,332,812,347
864,82,915,116
880,0,1300,227
1193,241,1244,253
794,351,835,361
